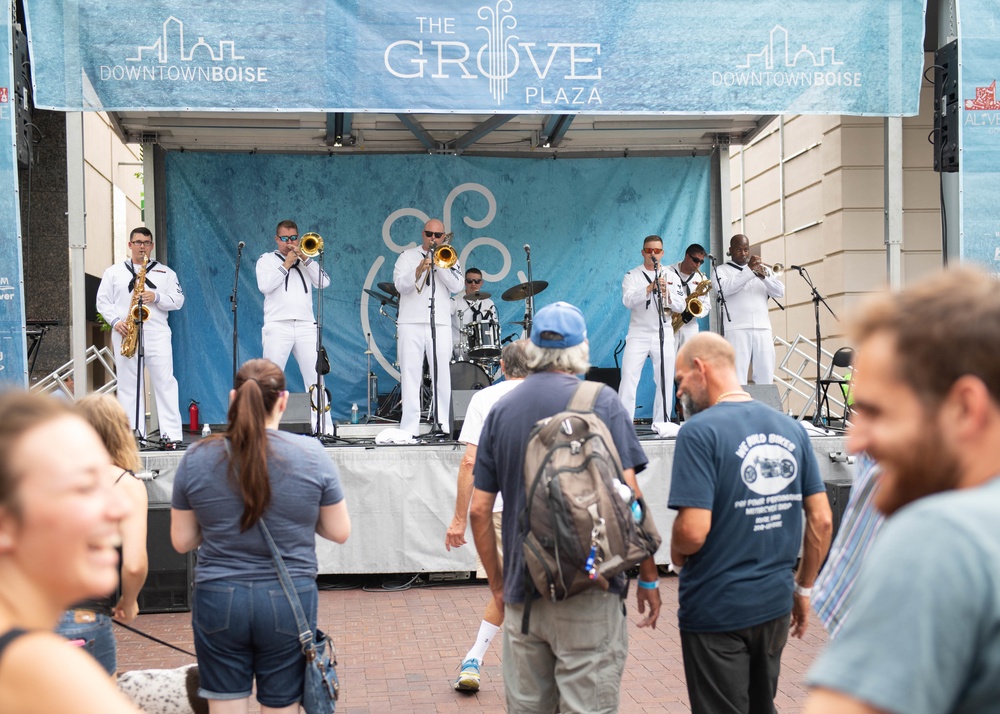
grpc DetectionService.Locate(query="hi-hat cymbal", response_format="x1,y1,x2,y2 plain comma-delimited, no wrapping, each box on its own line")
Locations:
377,281,400,297
501,280,548,302
464,291,492,301
364,288,398,308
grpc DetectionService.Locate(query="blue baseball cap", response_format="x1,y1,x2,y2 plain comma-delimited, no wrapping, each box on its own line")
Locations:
531,301,587,348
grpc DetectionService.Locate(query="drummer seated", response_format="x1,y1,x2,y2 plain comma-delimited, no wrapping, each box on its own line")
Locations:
452,268,498,359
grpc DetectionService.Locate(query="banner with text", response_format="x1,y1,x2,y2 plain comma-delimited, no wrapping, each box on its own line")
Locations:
959,1,1000,273
24,0,925,115
165,152,710,423
0,1,27,387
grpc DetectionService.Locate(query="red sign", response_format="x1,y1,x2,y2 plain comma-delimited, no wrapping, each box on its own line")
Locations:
0,88,7,103
965,80,1000,111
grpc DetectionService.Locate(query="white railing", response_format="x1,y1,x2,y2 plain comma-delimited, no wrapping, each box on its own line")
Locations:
773,335,850,423
30,346,118,399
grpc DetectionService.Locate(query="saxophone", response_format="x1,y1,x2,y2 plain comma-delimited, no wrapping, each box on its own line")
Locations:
120,255,150,358
671,274,712,334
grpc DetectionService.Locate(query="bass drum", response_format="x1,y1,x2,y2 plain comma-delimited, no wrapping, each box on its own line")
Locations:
450,360,492,391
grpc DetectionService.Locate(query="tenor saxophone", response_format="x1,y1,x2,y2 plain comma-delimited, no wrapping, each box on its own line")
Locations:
120,255,151,358
671,274,712,334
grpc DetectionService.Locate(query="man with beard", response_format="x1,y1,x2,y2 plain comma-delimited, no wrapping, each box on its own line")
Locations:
670,333,832,714
805,267,1000,714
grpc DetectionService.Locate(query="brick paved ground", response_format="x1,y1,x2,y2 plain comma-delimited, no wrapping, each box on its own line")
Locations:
117,574,828,713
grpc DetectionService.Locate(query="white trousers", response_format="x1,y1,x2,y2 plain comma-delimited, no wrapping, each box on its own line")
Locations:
111,329,182,440
726,328,776,385
262,319,330,433
397,322,452,436
618,329,674,422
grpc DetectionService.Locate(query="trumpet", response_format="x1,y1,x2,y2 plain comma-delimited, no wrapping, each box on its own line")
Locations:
300,232,323,257
749,257,784,277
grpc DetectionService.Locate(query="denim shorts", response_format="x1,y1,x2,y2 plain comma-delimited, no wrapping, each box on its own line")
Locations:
56,609,117,675
192,577,318,707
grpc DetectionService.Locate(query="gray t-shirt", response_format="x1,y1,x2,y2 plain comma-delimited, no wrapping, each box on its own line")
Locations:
172,430,344,583
807,477,1000,714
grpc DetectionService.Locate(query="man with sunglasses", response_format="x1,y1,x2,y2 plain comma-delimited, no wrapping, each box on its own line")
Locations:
393,218,464,436
451,267,497,359
673,243,711,352
256,219,331,433
96,226,185,442
618,234,686,422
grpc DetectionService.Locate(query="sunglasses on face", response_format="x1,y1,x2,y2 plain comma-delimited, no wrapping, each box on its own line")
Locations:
278,235,299,242
691,256,705,265
424,230,444,239
642,248,664,256
466,278,483,284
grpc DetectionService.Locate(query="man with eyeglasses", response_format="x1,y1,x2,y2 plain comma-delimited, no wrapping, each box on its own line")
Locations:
255,219,331,433
673,243,711,353
451,267,497,359
393,218,464,437
96,226,185,442
618,234,685,422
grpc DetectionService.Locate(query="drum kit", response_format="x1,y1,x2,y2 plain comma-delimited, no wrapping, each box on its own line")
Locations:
365,278,550,393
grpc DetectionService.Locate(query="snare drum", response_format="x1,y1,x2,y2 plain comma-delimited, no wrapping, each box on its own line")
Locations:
450,361,492,391
468,319,501,358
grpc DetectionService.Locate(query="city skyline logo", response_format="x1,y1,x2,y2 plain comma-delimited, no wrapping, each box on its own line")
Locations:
737,25,844,71
126,16,245,64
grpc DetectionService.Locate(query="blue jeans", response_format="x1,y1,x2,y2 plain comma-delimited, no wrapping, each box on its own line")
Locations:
192,577,317,707
56,609,117,675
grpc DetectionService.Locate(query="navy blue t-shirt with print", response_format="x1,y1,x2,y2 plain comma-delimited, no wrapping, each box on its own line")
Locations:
474,371,648,605
668,400,825,632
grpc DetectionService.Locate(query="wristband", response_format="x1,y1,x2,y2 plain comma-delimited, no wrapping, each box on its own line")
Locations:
637,579,660,590
794,583,812,597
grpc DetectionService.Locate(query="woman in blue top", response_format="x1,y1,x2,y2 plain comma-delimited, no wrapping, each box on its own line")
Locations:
171,359,350,713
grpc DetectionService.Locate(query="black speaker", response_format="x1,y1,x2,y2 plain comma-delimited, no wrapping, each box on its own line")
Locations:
585,367,621,391
139,505,194,614
824,478,853,543
934,39,959,173
451,389,478,437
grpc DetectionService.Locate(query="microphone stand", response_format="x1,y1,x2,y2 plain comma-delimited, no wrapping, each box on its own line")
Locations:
793,267,839,427
311,249,346,443
230,242,244,386
651,257,669,423
523,245,536,337
425,246,448,439
710,256,731,333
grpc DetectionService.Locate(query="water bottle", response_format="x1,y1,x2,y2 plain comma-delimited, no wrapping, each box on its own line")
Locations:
201,423,211,437
630,499,643,525
350,403,359,424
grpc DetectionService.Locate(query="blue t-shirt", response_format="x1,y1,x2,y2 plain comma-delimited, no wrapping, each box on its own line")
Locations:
474,371,648,605
668,401,825,632
172,430,344,583
808,478,1000,714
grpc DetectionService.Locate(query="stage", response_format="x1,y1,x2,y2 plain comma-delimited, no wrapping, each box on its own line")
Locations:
140,432,855,576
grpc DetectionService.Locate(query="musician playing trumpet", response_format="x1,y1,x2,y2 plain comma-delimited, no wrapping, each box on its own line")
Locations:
712,234,785,385
618,234,686,422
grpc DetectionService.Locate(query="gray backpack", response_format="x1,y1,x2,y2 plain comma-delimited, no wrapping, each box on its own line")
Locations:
519,381,661,629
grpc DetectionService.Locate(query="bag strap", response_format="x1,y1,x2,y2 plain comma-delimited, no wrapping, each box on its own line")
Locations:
258,519,316,654
565,380,604,414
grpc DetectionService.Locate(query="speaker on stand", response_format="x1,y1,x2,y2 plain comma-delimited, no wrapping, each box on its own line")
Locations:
137,504,195,614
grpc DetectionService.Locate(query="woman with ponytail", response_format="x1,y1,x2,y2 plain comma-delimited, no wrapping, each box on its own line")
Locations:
170,359,350,714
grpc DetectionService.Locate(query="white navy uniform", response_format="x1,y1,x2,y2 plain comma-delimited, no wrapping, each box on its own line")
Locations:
673,263,711,352
96,259,185,439
394,246,464,436
618,264,686,422
451,294,497,357
712,262,784,384
255,251,331,429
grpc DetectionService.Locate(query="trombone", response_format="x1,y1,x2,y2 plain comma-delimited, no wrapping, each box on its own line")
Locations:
300,232,323,257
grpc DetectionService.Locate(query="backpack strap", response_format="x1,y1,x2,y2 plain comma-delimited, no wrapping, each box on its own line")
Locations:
566,380,604,414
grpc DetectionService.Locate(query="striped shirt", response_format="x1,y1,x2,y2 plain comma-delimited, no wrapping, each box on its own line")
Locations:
811,453,885,638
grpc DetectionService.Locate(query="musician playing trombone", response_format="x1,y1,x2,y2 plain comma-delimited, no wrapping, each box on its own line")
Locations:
712,234,785,385
618,234,686,423
256,219,331,434
393,218,464,437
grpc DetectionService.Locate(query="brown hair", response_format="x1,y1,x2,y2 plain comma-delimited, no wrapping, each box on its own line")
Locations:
129,226,152,241
75,394,142,473
276,219,298,235
226,359,286,531
642,235,663,248
0,391,73,516
851,266,1000,407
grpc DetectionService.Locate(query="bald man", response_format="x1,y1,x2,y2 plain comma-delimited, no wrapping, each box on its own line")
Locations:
712,234,784,384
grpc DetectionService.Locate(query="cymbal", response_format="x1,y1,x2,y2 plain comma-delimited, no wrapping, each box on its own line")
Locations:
377,281,400,297
501,280,548,302
464,291,492,301
364,288,398,307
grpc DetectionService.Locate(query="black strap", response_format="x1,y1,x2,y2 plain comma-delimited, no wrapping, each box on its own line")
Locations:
0,628,28,658
113,621,197,658
726,261,744,271
640,271,653,310
677,266,696,294
258,519,319,654
125,260,159,292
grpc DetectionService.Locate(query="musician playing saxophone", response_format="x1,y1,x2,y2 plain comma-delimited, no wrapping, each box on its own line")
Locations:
95,227,185,441
672,243,711,352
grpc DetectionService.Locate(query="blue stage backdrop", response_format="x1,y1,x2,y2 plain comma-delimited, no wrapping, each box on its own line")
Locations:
165,153,710,423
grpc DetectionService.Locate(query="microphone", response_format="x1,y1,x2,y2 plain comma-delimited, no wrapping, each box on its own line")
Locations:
237,241,246,250
790,265,804,272
524,244,531,254
707,254,717,262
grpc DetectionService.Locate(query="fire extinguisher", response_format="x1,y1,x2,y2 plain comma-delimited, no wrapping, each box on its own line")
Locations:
188,400,200,433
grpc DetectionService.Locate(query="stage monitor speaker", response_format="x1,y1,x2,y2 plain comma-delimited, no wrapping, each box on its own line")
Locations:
279,392,312,434
824,478,854,545
139,504,194,614
744,384,782,412
586,367,621,392
452,389,479,438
